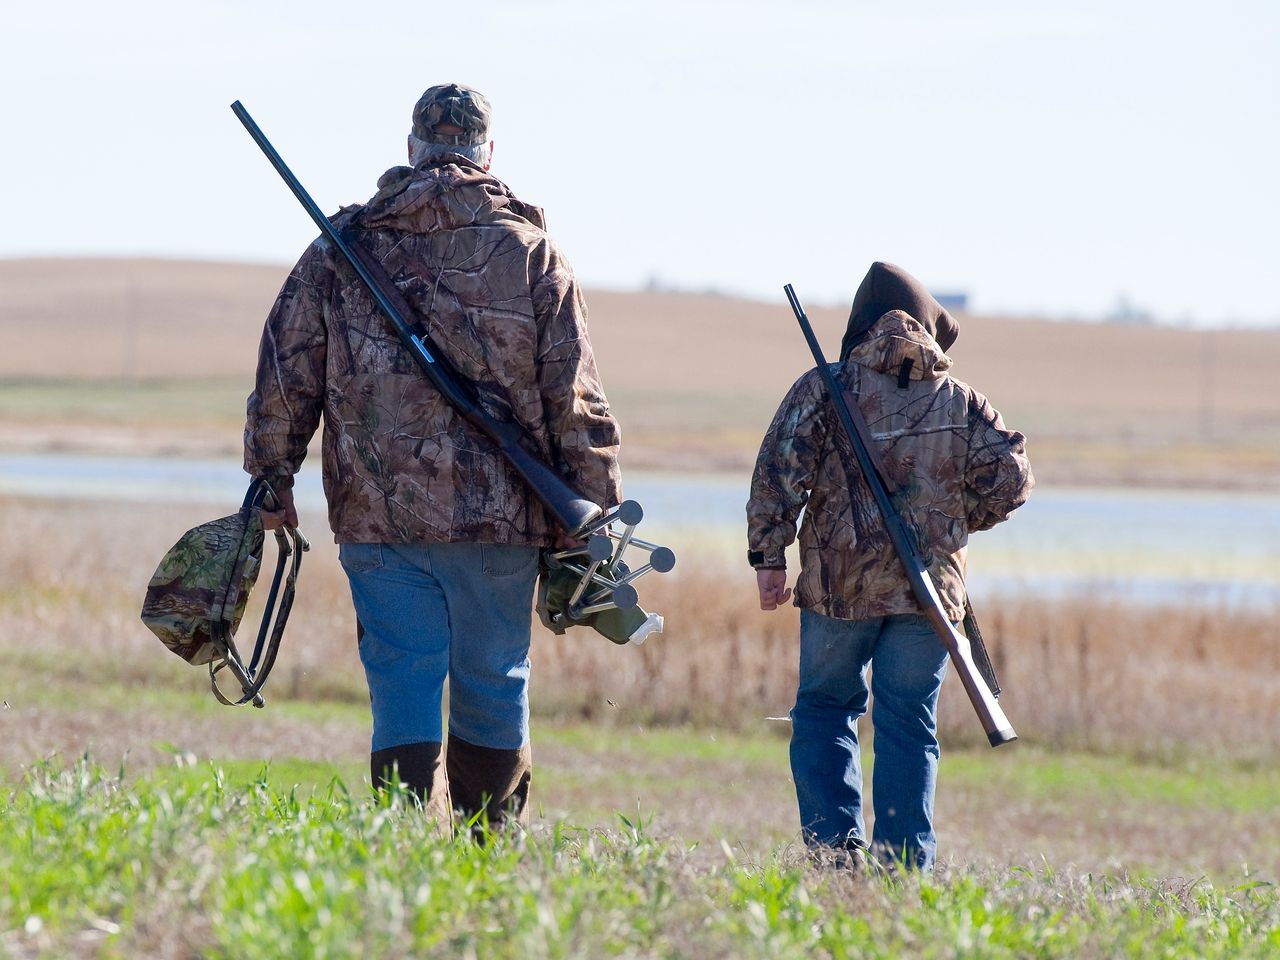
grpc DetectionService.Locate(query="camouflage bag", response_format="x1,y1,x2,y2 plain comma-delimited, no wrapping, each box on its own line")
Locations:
141,479,309,707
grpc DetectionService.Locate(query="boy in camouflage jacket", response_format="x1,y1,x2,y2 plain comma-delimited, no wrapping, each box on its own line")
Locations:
747,262,1032,869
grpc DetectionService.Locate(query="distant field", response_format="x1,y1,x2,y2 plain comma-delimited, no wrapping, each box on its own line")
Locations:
4,257,1279,487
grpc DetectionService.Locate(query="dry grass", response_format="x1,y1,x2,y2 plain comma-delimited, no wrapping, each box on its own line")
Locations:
3,257,1279,486
1,496,1276,764
536,563,1280,760
4,496,1279,884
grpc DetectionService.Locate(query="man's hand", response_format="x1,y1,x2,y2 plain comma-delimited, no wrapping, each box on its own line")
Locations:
552,531,584,551
260,485,298,531
757,569,792,611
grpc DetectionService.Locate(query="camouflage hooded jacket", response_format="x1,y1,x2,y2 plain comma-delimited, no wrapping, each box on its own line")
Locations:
244,157,622,545
746,310,1033,621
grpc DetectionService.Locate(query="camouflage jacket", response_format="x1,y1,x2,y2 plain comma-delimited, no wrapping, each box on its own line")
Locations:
746,310,1033,621
244,157,622,545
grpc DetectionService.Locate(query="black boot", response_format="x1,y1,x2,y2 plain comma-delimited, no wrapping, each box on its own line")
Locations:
446,734,532,840
371,740,452,833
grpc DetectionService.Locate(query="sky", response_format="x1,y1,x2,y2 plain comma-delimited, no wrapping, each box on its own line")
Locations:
4,0,1277,326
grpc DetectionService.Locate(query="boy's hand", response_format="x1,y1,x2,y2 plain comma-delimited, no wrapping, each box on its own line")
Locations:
757,569,792,611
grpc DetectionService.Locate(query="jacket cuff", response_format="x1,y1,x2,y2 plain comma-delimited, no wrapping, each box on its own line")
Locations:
251,471,295,491
748,549,786,570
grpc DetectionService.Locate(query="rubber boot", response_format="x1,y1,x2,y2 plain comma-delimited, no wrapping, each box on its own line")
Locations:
371,740,453,835
446,733,532,840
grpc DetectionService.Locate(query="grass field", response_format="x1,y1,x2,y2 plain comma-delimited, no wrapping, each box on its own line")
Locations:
3,256,1278,955
2,492,1279,955
3,258,1279,487
3,748,1279,958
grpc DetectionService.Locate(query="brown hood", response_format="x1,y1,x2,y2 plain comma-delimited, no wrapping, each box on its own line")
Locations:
840,261,959,360
847,310,952,382
357,158,547,234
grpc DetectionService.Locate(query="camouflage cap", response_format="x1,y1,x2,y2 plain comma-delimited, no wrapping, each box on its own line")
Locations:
411,83,492,146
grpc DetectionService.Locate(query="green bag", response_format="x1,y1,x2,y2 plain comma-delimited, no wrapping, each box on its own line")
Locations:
141,479,308,707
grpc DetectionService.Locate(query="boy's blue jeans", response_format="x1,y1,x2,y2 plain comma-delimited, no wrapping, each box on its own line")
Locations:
339,541,540,752
790,608,950,870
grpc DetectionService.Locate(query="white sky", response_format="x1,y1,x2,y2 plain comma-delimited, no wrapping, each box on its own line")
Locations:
4,0,1277,325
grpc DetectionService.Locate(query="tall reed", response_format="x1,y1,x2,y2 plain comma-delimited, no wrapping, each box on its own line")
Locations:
2,498,1275,758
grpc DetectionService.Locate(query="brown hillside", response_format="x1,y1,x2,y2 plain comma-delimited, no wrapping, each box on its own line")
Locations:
2,258,1277,487
0,258,286,379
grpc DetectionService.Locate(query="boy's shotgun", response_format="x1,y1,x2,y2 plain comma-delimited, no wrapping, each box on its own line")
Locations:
783,284,1016,747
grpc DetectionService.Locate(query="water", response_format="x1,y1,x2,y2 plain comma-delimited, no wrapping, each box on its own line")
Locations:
2,453,1277,608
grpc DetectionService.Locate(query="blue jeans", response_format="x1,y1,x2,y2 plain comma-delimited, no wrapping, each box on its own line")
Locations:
790,608,950,870
339,542,540,753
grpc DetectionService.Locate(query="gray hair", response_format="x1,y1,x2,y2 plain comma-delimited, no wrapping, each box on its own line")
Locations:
407,134,491,169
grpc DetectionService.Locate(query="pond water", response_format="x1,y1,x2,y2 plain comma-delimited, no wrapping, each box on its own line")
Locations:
2,453,1277,608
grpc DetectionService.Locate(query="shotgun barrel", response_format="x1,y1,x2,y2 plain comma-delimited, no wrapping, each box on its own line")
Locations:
230,100,602,536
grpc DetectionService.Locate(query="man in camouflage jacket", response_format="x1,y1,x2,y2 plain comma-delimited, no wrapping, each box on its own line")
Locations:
747,262,1032,870
245,84,621,831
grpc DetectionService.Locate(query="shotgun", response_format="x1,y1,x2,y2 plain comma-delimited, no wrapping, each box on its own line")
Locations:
231,100,676,644
783,284,1016,747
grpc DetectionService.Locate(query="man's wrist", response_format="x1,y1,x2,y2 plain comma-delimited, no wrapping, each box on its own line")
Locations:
254,472,295,491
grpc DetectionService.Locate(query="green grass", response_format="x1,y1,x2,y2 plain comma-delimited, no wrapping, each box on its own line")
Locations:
4,641,1279,954
538,722,786,765
10,640,1271,823
0,377,247,427
2,760,1277,959
945,751,1280,815
0,642,370,721
5,636,1276,827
